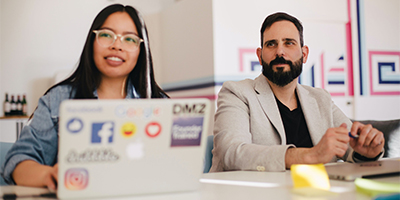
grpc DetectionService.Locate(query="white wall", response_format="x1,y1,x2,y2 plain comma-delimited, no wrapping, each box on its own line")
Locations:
159,0,214,85
352,0,400,120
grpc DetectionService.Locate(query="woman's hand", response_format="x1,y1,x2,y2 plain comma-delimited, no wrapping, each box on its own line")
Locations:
12,160,58,190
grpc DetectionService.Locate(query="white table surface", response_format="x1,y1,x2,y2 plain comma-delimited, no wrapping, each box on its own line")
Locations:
1,170,398,200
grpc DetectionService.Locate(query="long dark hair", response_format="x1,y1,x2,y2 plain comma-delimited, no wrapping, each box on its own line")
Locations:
46,4,168,98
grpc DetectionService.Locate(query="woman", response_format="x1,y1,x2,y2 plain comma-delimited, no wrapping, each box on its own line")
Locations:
0,4,168,189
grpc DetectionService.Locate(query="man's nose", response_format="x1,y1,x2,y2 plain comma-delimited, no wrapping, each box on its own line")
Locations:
275,43,285,57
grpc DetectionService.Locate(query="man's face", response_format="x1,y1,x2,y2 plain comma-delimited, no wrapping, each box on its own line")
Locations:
256,20,309,86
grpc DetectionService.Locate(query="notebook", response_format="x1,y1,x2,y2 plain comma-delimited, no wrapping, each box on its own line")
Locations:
325,158,400,181
57,98,211,199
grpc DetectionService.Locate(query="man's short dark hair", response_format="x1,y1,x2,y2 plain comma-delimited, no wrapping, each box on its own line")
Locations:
260,12,304,47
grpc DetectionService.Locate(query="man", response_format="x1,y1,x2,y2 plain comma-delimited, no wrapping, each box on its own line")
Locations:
210,12,384,172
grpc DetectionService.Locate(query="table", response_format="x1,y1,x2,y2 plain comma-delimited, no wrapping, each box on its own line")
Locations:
1,171,398,200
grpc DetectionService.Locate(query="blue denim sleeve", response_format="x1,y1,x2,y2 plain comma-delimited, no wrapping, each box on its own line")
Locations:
0,85,71,184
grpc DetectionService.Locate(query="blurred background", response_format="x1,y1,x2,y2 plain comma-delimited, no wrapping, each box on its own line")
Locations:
0,0,399,121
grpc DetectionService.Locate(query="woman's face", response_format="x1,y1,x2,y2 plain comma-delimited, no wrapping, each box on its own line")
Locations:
93,12,140,81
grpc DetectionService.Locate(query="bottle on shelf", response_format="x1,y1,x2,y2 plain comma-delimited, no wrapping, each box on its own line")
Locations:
16,95,22,115
22,94,28,116
10,95,17,116
3,93,11,116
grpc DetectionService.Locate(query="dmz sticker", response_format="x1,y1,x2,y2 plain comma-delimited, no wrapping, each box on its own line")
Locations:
91,122,114,144
65,168,89,190
170,117,203,147
66,118,83,133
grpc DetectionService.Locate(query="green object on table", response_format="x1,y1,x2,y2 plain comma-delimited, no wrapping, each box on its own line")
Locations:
355,178,400,197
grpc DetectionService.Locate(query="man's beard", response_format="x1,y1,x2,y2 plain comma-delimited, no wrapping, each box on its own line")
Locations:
261,56,303,87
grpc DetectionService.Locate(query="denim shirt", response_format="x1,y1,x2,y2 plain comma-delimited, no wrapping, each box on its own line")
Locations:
0,83,140,184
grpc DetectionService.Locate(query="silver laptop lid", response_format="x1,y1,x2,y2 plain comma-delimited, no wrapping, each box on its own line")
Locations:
57,98,211,199
325,158,400,181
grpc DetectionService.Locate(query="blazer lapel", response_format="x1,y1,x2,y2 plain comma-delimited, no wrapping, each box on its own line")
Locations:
254,75,286,144
296,85,324,145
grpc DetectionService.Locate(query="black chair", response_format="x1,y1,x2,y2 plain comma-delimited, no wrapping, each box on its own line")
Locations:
203,135,214,173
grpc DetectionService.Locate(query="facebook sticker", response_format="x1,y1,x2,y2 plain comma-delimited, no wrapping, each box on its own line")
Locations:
171,117,203,147
91,122,115,144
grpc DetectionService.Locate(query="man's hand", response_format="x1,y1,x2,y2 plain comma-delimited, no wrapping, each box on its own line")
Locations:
349,121,384,158
285,123,350,168
308,123,350,163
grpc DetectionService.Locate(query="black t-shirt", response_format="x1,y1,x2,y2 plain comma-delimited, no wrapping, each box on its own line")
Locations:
276,95,313,148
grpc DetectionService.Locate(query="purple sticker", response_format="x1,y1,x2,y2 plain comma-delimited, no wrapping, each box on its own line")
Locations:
171,117,203,147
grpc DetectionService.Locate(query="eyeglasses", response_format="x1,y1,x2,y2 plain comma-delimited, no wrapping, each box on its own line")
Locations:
93,29,143,52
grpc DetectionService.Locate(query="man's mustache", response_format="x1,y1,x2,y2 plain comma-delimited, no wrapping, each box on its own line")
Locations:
269,56,293,66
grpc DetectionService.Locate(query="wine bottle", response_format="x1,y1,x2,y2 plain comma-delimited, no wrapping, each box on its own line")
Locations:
16,95,22,115
22,94,27,116
3,93,11,116
10,95,16,116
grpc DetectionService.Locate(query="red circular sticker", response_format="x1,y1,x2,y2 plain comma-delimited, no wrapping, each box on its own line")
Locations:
145,122,162,138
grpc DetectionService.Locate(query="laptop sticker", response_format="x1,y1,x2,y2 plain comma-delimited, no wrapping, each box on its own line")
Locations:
115,105,161,118
145,122,162,138
91,122,115,144
65,168,89,190
170,117,204,147
126,139,145,160
66,118,84,133
121,122,137,138
66,148,119,163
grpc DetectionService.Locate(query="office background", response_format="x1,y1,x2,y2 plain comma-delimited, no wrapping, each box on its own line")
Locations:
0,0,399,122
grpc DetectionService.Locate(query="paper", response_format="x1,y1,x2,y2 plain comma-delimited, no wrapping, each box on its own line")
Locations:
291,164,331,190
354,178,400,197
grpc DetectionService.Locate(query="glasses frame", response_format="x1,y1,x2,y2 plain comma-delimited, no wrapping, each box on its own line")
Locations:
93,29,144,52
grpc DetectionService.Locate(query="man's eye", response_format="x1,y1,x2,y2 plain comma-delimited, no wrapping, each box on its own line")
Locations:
286,41,295,45
266,43,275,47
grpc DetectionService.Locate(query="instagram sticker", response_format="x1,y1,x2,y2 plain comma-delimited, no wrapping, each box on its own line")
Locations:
65,168,89,190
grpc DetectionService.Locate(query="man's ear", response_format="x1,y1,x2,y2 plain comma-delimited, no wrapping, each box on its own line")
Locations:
302,45,309,63
256,47,263,65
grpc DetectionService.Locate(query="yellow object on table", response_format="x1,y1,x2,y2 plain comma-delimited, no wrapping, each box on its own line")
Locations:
291,163,330,190
290,164,337,197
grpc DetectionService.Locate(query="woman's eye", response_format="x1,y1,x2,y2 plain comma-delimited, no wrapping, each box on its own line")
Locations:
125,36,138,44
99,33,112,38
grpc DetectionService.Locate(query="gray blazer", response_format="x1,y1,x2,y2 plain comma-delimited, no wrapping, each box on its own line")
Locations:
210,74,355,172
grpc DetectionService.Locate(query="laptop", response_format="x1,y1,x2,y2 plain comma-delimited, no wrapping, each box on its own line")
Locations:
57,98,211,199
325,158,400,181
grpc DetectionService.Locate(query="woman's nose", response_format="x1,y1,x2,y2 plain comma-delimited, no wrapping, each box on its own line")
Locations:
110,36,123,51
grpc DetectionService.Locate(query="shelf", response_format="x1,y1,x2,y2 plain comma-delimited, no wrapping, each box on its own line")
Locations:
0,116,29,119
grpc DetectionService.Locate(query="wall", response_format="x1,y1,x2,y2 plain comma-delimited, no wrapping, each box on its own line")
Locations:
159,0,214,98
351,0,400,120
1,0,399,121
